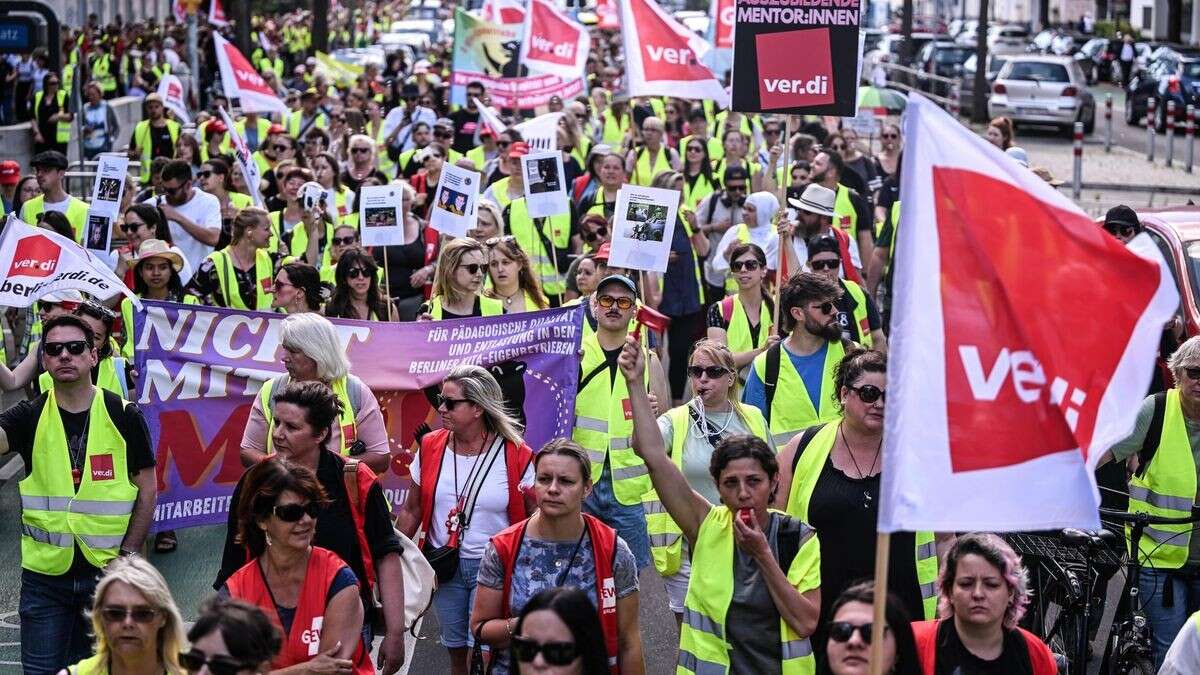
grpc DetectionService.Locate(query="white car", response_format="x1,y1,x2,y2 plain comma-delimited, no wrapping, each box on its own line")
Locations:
988,55,1096,137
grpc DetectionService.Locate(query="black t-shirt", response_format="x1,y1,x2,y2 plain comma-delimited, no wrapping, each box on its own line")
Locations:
933,618,1034,675
340,168,389,196
149,123,175,161
448,108,481,154
190,253,276,309
707,296,775,346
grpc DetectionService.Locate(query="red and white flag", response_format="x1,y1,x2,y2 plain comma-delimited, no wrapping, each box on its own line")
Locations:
156,74,191,124
218,107,264,208
595,0,620,30
0,216,140,308
618,0,728,106
213,32,288,115
480,0,526,25
518,0,589,80
709,0,735,50
209,0,229,26
879,95,1178,532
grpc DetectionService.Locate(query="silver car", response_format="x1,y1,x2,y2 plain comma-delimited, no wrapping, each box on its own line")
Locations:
988,55,1096,137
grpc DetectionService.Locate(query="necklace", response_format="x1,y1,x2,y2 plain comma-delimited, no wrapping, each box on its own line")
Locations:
496,288,520,306
838,426,881,509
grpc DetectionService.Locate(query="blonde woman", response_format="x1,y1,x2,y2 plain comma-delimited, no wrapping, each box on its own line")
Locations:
421,237,504,320
641,339,772,624
63,555,187,675
468,200,504,243
485,236,550,313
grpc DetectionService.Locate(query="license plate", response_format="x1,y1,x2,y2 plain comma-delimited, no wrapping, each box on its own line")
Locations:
1016,106,1046,115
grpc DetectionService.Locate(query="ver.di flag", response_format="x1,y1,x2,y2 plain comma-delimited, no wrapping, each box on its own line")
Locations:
618,0,729,106
0,216,140,309
156,74,191,124
218,107,264,208
518,0,589,80
879,95,1178,532
480,0,526,24
213,31,288,115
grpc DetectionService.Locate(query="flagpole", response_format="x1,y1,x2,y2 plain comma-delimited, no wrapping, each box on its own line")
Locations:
773,115,796,334
868,531,891,675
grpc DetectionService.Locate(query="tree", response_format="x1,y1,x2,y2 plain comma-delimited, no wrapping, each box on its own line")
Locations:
235,0,252,56
972,0,991,123
313,0,330,53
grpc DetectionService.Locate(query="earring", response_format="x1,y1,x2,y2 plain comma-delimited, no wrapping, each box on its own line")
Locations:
265,532,273,547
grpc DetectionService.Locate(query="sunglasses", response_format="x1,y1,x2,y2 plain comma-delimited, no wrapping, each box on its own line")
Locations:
345,267,369,279
485,235,517,247
688,365,729,379
583,227,608,242
1105,224,1135,237
1184,367,1200,381
596,295,635,311
435,394,472,410
332,235,358,246
764,128,782,136
196,170,212,179
273,144,292,152
458,263,485,275
731,259,762,272
272,501,320,522
810,259,840,271
687,145,704,153
119,221,145,233
849,384,886,404
496,140,511,149
272,280,294,292
351,147,372,154
44,340,90,357
881,133,899,140
828,621,884,645
100,605,158,624
511,636,579,666
178,650,251,675
725,184,747,193
811,301,836,315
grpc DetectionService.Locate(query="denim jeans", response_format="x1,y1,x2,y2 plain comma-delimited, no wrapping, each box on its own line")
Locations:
1138,566,1200,669
432,556,482,649
583,468,651,569
20,567,101,675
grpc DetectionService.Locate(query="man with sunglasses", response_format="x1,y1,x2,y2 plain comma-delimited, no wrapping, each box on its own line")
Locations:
810,150,875,265
806,236,885,351
449,81,486,152
432,118,465,165
142,159,221,270
0,314,156,674
573,275,670,571
1102,204,1141,244
677,107,724,163
744,271,852,446
20,151,90,246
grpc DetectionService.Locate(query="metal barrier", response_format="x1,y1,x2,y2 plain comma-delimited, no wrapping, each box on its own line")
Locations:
63,158,142,201
1072,122,1083,200
1187,105,1196,174
876,62,958,111
1104,94,1113,153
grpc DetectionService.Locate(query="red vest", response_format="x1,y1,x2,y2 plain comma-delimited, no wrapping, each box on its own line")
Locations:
342,457,381,591
417,428,533,548
227,546,373,675
911,619,1058,675
491,514,620,674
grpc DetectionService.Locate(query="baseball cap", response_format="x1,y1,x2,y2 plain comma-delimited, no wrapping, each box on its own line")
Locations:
301,87,321,100
0,160,20,186
595,241,611,262
1104,205,1140,229
31,150,69,170
506,141,530,159
597,274,637,296
268,123,286,135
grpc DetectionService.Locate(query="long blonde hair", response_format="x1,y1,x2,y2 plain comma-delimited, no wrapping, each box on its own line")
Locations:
690,339,752,429
432,237,488,306
485,237,549,310
444,364,525,446
89,555,187,674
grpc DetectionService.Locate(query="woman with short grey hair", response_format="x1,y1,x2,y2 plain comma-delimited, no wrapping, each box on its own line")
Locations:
398,364,537,675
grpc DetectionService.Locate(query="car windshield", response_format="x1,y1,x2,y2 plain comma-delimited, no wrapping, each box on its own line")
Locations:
1008,62,1071,82
1183,62,1200,78
990,57,1009,74
937,48,972,63
1187,242,1200,306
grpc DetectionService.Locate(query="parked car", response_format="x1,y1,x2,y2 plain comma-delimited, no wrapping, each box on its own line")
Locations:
915,41,974,96
1125,54,1200,130
1132,207,1200,339
958,53,1013,111
988,55,1095,136
948,19,977,39
989,24,1030,50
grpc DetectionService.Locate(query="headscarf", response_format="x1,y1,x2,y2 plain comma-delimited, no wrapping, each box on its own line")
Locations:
743,191,779,229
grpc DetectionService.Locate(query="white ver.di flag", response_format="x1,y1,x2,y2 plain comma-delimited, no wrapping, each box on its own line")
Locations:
0,216,140,308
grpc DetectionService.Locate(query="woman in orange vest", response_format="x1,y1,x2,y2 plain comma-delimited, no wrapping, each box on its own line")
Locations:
471,439,644,675
225,457,374,675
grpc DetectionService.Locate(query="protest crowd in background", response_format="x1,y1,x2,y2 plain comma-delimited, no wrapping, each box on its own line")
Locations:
0,0,1197,674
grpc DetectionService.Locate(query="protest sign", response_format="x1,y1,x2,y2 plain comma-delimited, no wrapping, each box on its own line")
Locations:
730,0,862,116
521,151,569,218
619,0,728,106
84,154,130,254
430,163,481,237
132,302,584,530
450,8,585,110
0,216,139,308
358,185,406,247
607,184,679,273
218,107,264,207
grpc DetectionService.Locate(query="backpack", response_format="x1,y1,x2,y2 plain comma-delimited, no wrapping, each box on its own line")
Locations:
762,339,855,426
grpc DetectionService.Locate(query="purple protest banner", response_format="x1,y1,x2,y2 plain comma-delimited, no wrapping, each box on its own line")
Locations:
131,301,584,531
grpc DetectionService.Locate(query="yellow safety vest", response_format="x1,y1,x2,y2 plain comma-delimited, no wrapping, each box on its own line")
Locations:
751,340,846,446
207,248,275,310
133,119,181,183
572,333,651,506
286,110,328,139
682,172,717,211
371,123,397,179
505,198,571,297
34,89,71,143
724,294,773,357
842,280,872,348
236,117,272,151
21,195,90,246
712,158,761,186
428,294,504,319
66,653,108,675
258,55,284,79
92,54,117,93
678,134,724,162
21,389,137,574
679,506,820,675
645,403,768,576
834,184,859,242
631,146,673,187
260,375,359,456
601,109,630,147
785,422,938,619
1128,388,1197,569
466,145,488,172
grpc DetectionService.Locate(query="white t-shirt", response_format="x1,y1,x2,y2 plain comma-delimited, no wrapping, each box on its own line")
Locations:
41,196,71,214
143,189,221,269
410,435,534,559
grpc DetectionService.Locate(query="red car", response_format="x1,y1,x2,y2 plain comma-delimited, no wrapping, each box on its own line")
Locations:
1134,206,1200,338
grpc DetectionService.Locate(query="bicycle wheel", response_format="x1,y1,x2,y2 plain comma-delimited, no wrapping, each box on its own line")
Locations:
1044,597,1087,672
1123,657,1155,675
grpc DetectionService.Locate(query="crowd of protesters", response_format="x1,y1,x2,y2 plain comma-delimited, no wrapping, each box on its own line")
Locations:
2,1,1199,675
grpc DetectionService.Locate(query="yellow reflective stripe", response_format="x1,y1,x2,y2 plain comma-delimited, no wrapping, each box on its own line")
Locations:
22,496,72,511
71,499,136,516
1129,485,1194,513
682,608,724,639
77,533,125,549
585,449,606,464
611,464,648,481
22,524,72,548
782,638,813,659
677,649,727,675
575,415,608,432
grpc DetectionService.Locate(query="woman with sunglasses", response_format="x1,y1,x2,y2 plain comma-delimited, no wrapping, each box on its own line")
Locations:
472,439,644,675
272,261,329,314
65,555,188,675
325,247,395,321
32,73,71,156
819,582,921,675
111,203,172,287
192,208,277,311
707,242,776,380
483,129,523,187
398,365,535,675
619,338,823,675
182,596,280,675
341,133,390,194
564,253,600,304
225,457,373,675
506,587,612,675
774,349,944,659
576,213,610,254
486,236,550,314
874,124,902,181
411,145,446,221
682,137,718,211
198,158,253,237
421,237,504,320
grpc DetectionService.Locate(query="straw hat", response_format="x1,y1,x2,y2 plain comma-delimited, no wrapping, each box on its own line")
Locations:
134,239,185,272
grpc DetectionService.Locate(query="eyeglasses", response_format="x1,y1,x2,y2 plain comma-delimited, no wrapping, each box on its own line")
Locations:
687,145,704,153
809,259,840,271
511,636,580,666
687,365,729,379
596,295,635,311
881,133,899,140
119,221,145,233
828,621,884,645
810,301,836,315
178,650,252,675
345,267,369,279
196,170,212,179
44,341,90,357
725,184,747,193
273,144,292,152
458,263,485,275
100,605,159,624
849,384,886,404
272,280,294,292
731,259,762,272
1184,367,1200,381
332,235,358,246
1105,224,1135,237
582,227,608,243
272,501,320,522
485,235,516,247
351,147,372,154
435,394,472,410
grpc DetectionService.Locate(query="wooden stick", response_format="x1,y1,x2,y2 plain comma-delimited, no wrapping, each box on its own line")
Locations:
868,531,892,675
772,115,797,335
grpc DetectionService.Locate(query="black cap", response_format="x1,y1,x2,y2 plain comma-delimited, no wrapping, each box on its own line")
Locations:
723,166,749,184
806,235,840,259
1104,205,1139,229
596,274,637,296
31,150,68,170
